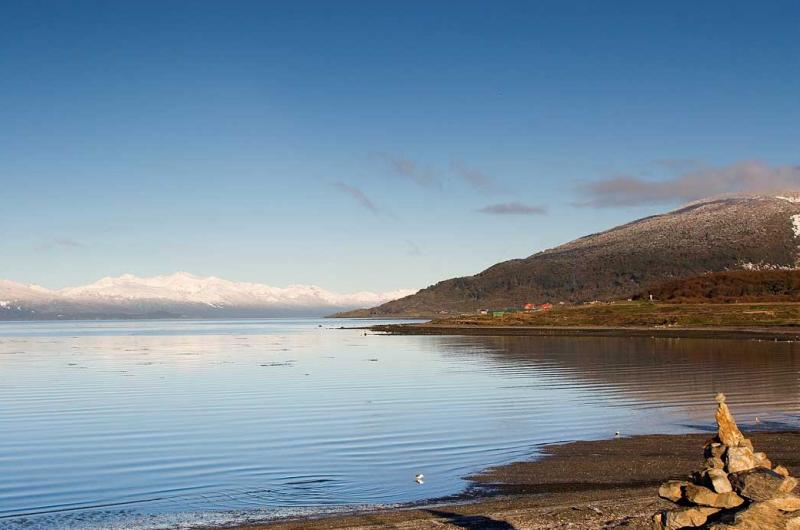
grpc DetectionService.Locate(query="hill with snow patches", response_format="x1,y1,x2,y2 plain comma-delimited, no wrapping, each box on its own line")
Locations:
337,194,800,317
0,273,416,320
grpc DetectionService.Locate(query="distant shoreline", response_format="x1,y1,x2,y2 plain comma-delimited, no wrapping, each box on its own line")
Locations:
229,431,800,530
366,322,800,341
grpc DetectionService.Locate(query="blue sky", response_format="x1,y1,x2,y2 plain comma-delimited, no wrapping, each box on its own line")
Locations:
2,1,799,291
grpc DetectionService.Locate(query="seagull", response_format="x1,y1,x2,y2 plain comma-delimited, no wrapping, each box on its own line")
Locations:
755,416,761,424
415,474,425,484
614,431,621,438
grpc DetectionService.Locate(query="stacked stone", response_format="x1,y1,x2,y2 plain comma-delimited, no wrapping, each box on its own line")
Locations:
653,394,800,530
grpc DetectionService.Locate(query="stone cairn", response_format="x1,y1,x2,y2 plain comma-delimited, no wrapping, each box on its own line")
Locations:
653,394,799,530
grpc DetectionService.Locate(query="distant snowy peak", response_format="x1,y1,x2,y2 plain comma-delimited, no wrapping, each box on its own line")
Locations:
0,279,55,300
57,272,416,308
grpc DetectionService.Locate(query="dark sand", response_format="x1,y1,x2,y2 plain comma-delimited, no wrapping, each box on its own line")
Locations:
230,432,800,530
369,323,800,341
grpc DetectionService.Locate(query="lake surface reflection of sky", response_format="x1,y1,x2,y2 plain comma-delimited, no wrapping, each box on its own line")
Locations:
1,319,798,529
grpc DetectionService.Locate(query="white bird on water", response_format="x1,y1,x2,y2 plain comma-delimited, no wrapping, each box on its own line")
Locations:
415,474,424,484
614,431,621,438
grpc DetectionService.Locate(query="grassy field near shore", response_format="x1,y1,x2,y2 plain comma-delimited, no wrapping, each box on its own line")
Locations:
429,301,800,329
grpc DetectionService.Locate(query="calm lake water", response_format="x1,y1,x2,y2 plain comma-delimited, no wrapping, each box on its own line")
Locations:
2,319,800,529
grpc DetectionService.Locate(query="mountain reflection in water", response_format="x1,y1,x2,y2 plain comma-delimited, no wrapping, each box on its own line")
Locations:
433,335,800,424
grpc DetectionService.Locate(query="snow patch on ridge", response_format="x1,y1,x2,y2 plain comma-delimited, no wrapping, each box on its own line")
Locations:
777,195,800,204
740,262,795,271
792,214,800,237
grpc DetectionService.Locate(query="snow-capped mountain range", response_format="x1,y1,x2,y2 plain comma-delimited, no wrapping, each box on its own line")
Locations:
0,273,417,320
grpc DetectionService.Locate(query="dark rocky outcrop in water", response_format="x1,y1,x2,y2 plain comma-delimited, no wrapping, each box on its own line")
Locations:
339,195,800,316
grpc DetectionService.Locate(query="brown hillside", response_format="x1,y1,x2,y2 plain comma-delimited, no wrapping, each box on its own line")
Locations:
336,195,800,317
643,269,800,303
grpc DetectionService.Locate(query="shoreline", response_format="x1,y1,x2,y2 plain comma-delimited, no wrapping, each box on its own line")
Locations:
367,323,800,341
227,431,800,530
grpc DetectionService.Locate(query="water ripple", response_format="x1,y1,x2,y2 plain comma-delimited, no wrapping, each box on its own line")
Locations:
1,319,799,529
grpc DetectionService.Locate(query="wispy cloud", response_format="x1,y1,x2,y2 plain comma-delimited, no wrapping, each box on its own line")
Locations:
53,237,86,248
333,182,379,212
377,153,439,187
36,237,88,251
375,154,509,196
404,239,421,256
451,161,500,193
576,160,800,208
477,202,546,215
